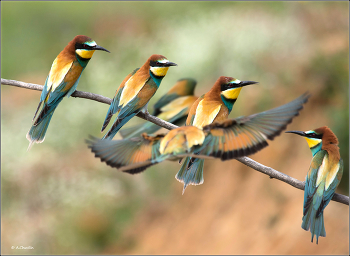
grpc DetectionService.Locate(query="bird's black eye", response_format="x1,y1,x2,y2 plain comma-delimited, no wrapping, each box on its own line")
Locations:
308,133,321,139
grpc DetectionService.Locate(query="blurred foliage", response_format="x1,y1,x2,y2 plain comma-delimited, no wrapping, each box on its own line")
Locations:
1,1,348,255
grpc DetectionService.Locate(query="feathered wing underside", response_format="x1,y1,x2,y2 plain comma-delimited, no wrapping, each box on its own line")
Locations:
87,134,165,174
199,93,310,160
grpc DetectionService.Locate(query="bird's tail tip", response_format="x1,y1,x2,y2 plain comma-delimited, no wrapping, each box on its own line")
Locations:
179,179,204,195
27,141,34,151
26,132,45,151
302,208,326,244
181,184,188,195
176,158,205,195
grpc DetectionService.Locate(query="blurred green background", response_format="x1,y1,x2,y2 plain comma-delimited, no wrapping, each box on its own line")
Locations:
1,1,348,255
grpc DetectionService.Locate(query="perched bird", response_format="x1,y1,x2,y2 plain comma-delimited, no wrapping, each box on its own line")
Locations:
101,54,177,140
177,76,258,192
27,35,110,150
87,92,310,178
119,78,198,139
286,127,343,244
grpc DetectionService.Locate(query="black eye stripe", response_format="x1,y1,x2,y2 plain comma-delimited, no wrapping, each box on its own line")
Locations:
307,133,323,139
75,42,94,50
221,83,238,91
150,60,168,67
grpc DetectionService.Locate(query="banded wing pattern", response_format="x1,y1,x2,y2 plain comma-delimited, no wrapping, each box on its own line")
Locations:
199,93,311,160
87,134,164,174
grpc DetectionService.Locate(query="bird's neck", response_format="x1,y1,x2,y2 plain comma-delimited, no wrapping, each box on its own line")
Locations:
309,142,323,157
219,87,242,113
149,70,165,87
220,95,237,113
76,54,91,68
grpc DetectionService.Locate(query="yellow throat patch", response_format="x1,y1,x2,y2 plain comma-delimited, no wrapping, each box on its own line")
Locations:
221,87,242,99
304,137,322,148
150,66,169,77
76,49,95,59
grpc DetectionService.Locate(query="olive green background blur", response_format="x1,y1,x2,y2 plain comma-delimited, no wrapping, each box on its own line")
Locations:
1,1,349,255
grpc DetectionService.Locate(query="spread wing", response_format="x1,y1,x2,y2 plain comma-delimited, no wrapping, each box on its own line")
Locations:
198,92,310,160
87,134,164,174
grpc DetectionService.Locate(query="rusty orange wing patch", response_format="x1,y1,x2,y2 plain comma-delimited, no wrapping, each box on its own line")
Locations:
86,134,164,174
199,93,310,160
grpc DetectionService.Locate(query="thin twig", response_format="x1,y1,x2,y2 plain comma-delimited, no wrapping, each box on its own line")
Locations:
2,78,348,206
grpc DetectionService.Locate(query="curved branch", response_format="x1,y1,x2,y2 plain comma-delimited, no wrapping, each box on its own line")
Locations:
2,78,348,206
236,157,348,205
1,79,178,131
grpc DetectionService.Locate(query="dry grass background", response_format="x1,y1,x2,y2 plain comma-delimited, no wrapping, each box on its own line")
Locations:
1,1,348,255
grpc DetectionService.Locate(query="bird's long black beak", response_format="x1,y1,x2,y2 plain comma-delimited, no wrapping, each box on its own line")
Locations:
164,62,177,67
285,130,306,137
94,45,110,53
239,81,258,87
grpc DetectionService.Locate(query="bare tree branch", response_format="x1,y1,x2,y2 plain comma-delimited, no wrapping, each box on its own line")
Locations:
1,79,178,131
2,78,348,206
236,157,348,205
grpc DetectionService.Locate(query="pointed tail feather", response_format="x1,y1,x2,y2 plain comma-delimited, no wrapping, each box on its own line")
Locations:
176,157,205,194
27,111,54,150
102,113,137,140
302,206,326,244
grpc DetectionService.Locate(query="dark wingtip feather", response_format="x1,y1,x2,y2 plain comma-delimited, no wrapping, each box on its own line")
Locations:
266,92,311,140
33,104,51,126
101,114,113,132
123,164,153,174
85,135,99,148
33,101,43,121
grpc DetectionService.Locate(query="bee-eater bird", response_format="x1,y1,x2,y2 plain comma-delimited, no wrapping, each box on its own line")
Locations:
285,127,343,244
26,35,110,150
101,54,177,140
119,78,198,139
177,76,258,192
87,92,309,178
